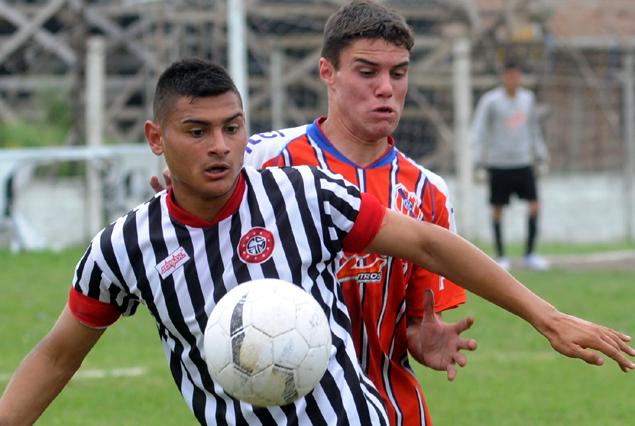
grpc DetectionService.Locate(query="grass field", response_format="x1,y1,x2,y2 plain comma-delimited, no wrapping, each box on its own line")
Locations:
1,246,634,425
415,268,635,426
0,249,198,426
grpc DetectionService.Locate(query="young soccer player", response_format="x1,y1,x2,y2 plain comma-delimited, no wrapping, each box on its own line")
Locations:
244,2,471,424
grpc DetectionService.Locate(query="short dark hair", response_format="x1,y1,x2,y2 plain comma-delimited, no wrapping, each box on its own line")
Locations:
153,58,242,124
504,60,522,71
321,0,414,69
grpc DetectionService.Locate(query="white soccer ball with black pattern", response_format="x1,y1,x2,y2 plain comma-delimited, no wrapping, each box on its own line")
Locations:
204,278,332,406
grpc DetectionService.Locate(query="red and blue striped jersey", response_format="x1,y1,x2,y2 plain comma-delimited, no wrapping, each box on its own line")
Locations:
246,118,467,426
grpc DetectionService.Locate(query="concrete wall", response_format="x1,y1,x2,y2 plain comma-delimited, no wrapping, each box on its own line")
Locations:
0,148,164,252
448,173,634,245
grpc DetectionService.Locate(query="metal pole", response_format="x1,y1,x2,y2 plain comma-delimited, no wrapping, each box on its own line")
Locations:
270,38,284,130
453,38,474,240
227,0,250,134
86,36,106,239
623,51,635,242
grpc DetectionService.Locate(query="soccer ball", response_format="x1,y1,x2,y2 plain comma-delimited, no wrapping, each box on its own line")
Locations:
204,278,332,406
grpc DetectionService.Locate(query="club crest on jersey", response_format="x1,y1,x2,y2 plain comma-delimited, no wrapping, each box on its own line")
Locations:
392,183,423,220
156,246,190,279
337,254,387,283
238,227,275,264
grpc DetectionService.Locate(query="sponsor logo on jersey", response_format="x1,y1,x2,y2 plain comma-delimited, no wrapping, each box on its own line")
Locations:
238,227,275,264
337,254,387,283
392,183,424,220
505,111,527,129
156,246,190,279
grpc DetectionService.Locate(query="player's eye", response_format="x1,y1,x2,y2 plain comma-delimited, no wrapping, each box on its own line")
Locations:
190,128,206,137
359,68,375,77
225,124,241,134
392,69,407,79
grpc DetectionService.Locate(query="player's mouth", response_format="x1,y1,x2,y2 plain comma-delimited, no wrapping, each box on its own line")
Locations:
205,163,230,177
372,106,394,116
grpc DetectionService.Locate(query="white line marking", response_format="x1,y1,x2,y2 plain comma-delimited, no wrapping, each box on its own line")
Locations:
549,250,635,264
0,366,148,383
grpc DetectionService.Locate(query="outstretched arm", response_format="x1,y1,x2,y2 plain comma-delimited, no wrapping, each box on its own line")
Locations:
0,305,106,426
366,210,635,372
407,289,477,381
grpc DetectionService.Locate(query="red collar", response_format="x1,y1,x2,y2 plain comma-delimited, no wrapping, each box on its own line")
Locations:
166,172,246,228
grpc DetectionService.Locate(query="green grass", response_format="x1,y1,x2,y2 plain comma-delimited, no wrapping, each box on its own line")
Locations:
1,248,634,425
414,269,635,426
472,240,635,257
0,249,197,425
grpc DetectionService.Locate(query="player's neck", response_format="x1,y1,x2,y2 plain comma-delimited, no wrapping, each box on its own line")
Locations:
168,176,243,226
320,117,391,168
505,86,518,97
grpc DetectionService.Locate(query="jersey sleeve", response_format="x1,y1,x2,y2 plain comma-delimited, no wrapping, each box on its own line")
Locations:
406,268,466,317
245,125,309,168
471,91,493,166
69,287,121,328
341,192,385,253
305,166,385,254
69,237,139,327
528,93,550,163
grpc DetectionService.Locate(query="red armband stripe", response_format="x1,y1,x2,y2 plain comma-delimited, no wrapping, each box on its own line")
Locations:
69,287,121,328
342,193,386,253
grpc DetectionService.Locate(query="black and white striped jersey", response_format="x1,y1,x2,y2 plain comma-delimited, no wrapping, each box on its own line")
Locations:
70,165,389,426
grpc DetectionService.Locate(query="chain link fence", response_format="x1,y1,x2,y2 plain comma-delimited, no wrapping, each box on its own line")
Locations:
0,0,633,176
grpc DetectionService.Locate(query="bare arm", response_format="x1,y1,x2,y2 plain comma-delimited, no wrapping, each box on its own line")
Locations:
367,210,635,371
0,304,106,426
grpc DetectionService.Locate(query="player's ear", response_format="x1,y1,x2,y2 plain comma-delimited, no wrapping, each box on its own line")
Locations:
145,120,164,155
319,57,336,86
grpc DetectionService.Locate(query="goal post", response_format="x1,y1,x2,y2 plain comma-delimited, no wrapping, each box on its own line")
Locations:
452,38,474,240
0,144,164,251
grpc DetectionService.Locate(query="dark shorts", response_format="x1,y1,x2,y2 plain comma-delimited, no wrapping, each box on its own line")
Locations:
488,166,537,206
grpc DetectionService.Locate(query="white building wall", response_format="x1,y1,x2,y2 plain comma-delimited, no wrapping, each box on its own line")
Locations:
0,146,164,251
448,173,630,245
0,171,630,251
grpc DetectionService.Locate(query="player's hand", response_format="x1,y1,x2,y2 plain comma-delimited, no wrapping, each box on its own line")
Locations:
407,289,477,381
538,311,635,372
474,167,488,183
149,167,173,193
537,162,549,176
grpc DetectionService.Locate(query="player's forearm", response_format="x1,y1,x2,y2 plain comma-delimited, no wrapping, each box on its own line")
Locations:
432,227,556,328
0,306,105,426
0,345,79,426
370,211,557,329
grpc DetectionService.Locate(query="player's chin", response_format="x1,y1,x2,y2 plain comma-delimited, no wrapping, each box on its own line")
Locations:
199,180,235,200
366,122,398,140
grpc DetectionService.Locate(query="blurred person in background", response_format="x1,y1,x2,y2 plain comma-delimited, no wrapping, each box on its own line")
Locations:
471,60,550,271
